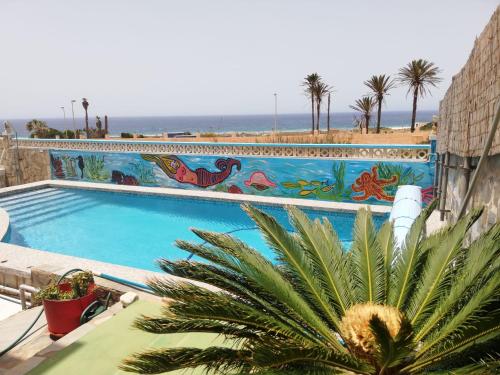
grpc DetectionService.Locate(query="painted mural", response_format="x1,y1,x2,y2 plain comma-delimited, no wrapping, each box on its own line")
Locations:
49,151,435,206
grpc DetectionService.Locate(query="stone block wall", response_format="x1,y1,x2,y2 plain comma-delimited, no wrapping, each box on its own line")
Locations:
0,137,50,187
443,153,500,238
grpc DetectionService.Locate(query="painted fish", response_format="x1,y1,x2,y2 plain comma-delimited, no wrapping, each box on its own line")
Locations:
228,185,243,194
141,154,241,188
244,171,277,191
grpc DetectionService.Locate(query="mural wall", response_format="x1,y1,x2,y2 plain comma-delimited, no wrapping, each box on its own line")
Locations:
50,151,435,206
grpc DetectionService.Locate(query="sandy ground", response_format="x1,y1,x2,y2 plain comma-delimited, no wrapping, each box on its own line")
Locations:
110,127,434,145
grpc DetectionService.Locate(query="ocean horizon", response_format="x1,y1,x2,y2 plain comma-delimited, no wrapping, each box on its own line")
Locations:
2,110,437,137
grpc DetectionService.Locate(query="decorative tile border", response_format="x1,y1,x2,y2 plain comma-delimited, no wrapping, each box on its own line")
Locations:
14,138,431,161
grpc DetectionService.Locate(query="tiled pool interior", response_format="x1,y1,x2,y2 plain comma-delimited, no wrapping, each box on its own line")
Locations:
1,188,388,272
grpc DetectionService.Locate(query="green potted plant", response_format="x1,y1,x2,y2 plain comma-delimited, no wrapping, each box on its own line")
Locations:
35,270,97,336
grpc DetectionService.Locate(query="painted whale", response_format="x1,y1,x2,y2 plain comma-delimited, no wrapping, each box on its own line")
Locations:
141,154,241,188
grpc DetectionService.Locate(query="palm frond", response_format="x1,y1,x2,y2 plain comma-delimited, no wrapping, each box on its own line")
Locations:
121,347,251,374
186,227,344,349
414,223,500,342
397,59,442,97
387,200,437,309
370,314,414,371
252,344,372,374
156,259,324,341
403,309,500,373
406,208,483,326
287,206,354,315
350,208,384,304
416,271,500,358
147,278,325,346
377,221,395,303
242,204,344,341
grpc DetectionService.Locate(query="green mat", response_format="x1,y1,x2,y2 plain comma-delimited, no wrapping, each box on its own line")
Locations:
28,300,229,375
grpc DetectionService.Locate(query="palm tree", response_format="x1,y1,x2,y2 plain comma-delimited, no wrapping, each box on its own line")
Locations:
302,73,321,134
25,119,49,138
327,92,331,132
313,82,331,133
350,96,376,134
364,75,396,134
398,60,441,133
122,203,500,374
82,98,89,138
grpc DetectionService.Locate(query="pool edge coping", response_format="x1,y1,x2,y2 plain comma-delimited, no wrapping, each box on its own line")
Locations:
0,180,392,215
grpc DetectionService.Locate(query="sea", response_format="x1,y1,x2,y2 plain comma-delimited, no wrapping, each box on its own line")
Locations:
1,110,436,137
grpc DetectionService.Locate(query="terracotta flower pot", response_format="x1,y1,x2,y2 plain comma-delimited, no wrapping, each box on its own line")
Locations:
42,282,97,336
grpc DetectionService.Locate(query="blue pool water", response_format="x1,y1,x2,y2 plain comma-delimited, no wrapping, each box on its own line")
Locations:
1,188,387,272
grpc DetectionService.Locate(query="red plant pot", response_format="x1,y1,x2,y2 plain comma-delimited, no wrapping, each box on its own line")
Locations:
42,282,97,336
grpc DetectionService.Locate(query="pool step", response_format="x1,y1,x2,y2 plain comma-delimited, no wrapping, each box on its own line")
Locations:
11,200,102,231
0,188,58,204
9,196,96,222
0,190,79,212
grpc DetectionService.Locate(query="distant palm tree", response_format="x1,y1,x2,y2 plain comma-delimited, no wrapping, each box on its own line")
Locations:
364,75,396,134
313,82,331,133
350,96,376,134
398,59,441,132
82,98,90,138
327,92,331,132
302,73,321,134
25,119,49,138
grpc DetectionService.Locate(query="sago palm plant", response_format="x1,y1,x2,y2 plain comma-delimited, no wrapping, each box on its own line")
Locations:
122,202,500,374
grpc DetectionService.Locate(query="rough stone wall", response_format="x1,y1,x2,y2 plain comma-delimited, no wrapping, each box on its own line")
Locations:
437,7,499,157
444,153,500,238
0,137,50,186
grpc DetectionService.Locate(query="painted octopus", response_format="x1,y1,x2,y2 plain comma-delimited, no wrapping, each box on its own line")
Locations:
141,154,241,188
351,166,398,201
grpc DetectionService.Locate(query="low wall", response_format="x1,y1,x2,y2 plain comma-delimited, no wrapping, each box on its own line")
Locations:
50,149,434,206
1,148,50,187
13,138,431,160
443,153,500,239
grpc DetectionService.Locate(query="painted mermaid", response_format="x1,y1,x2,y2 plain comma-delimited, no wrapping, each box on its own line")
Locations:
141,154,241,188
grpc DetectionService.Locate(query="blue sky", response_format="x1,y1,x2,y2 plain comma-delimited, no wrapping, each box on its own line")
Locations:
1,0,498,118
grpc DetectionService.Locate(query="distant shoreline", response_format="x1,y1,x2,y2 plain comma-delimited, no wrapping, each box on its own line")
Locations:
2,110,437,137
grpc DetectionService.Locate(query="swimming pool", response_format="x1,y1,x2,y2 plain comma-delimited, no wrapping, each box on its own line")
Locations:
1,187,387,272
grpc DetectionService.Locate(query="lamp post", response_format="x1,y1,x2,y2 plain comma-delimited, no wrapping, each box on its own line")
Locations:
70,100,76,131
60,106,66,127
273,93,278,134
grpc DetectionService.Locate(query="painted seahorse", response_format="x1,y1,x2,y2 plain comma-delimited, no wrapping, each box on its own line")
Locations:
141,154,241,188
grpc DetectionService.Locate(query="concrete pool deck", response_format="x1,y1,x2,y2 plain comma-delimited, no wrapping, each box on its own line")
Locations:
25,299,230,375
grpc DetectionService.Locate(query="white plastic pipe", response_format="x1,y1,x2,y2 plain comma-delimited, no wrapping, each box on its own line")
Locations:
390,185,422,248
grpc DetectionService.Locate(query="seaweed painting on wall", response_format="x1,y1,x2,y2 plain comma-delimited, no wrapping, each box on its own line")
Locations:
129,161,156,185
374,162,424,196
82,155,110,181
281,161,351,201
